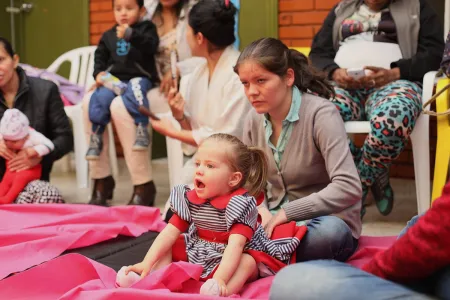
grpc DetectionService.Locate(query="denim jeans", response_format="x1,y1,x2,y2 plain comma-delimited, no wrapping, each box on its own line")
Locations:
270,260,434,300
271,215,450,300
295,216,358,262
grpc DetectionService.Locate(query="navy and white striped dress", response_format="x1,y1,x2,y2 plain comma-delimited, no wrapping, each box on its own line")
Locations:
168,184,305,279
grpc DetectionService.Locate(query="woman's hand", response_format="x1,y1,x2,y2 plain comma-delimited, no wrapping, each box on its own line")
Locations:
116,24,129,39
264,209,288,238
0,141,15,160
160,71,176,96
258,207,273,228
167,88,185,121
362,66,400,88
88,71,107,91
125,261,152,278
332,68,362,89
150,117,177,137
8,150,42,172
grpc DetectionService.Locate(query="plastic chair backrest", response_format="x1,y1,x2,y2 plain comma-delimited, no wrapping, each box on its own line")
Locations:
47,46,97,90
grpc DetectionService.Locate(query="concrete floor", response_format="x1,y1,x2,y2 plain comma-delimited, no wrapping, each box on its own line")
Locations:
51,157,419,237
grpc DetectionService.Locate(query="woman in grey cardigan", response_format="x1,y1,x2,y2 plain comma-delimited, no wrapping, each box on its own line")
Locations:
235,38,362,262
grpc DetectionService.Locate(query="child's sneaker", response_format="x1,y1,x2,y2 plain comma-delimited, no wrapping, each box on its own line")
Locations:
85,133,103,160
132,123,150,151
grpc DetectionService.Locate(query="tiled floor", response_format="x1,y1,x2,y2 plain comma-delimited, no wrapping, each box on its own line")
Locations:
52,157,419,237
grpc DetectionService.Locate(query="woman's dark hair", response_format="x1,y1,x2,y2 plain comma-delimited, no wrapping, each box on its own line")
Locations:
188,0,236,50
0,37,14,57
234,38,335,99
112,0,144,8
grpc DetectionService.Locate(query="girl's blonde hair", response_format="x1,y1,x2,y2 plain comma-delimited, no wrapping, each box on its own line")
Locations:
204,133,268,197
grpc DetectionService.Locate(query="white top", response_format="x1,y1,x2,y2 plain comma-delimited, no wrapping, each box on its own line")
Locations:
143,0,196,64
0,127,54,157
180,45,252,146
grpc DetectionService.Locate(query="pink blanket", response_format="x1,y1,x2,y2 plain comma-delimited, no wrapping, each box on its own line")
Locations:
0,204,166,280
0,204,397,299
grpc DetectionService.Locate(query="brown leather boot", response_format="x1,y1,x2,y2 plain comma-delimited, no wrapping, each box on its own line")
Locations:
89,175,115,206
127,181,156,206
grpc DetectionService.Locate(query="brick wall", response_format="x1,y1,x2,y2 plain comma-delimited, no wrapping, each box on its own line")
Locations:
278,0,437,179
90,0,115,45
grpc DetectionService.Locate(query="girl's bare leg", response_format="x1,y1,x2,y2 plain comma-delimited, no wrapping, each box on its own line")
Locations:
225,253,258,295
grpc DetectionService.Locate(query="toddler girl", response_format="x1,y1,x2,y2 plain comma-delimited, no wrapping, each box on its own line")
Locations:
118,133,307,296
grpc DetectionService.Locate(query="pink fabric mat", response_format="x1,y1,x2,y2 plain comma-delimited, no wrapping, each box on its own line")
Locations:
0,232,397,300
0,204,166,280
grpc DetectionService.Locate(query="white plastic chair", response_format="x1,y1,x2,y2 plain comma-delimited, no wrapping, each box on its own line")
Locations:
344,71,438,214
155,112,184,188
47,46,119,188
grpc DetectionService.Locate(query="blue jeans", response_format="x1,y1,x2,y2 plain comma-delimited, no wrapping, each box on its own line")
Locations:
270,260,434,300
272,215,450,300
295,216,358,262
89,77,151,133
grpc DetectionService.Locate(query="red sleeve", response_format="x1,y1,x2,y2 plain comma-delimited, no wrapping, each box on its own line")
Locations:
168,214,190,232
362,182,450,282
230,223,254,241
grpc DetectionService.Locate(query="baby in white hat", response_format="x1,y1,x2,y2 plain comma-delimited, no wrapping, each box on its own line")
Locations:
0,109,56,204
0,108,54,158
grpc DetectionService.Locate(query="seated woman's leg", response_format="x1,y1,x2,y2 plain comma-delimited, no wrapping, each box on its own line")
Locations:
110,97,156,206
361,80,422,215
82,92,115,205
270,260,432,300
332,86,367,163
295,216,357,262
147,87,170,114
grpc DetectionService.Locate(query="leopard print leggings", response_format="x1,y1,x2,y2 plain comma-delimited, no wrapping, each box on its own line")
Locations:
332,80,422,188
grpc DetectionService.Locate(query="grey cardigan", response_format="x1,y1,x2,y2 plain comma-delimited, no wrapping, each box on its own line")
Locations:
243,93,362,238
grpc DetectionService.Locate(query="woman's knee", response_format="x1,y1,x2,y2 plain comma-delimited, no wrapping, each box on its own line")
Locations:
110,96,126,116
147,88,170,114
270,261,347,299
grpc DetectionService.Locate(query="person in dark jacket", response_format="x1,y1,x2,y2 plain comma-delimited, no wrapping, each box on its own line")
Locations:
86,0,159,160
83,0,159,208
310,0,444,217
0,37,73,189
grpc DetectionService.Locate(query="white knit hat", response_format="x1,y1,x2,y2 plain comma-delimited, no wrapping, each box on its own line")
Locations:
0,109,30,141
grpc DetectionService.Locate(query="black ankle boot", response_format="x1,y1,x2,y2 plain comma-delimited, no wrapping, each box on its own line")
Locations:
128,181,156,206
89,175,115,206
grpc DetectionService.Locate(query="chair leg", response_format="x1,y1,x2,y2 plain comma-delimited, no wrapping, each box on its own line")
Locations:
411,113,431,214
71,105,89,189
107,123,120,178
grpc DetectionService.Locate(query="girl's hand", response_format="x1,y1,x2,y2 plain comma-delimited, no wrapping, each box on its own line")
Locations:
213,277,229,297
150,117,177,137
264,209,288,238
90,72,107,91
125,261,152,278
167,88,185,121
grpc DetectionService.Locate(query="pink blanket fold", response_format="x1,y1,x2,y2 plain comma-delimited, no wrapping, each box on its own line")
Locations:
0,228,397,300
0,204,166,280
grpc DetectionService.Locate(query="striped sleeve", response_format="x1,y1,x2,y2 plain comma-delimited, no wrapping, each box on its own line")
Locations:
225,195,258,241
168,184,192,232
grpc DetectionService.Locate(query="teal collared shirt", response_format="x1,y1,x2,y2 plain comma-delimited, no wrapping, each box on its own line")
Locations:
263,86,302,169
264,86,305,225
